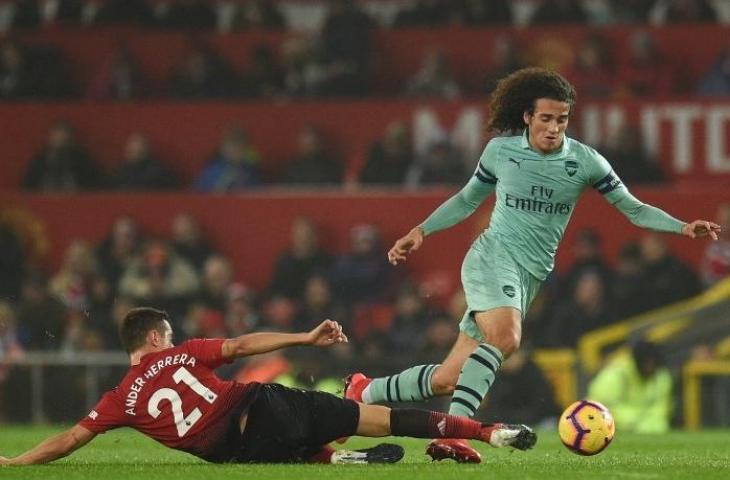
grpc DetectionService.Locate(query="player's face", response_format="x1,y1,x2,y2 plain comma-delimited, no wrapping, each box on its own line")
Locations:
523,98,570,154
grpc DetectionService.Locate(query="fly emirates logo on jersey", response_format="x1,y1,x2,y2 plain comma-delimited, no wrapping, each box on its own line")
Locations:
504,185,572,215
125,353,199,416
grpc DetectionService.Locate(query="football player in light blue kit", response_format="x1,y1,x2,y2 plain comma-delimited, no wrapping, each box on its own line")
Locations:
343,68,721,463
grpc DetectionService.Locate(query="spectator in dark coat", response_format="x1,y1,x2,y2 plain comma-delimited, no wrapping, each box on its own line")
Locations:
318,0,374,96
608,0,654,23
109,133,177,190
542,270,617,348
406,136,467,186
4,0,42,28
454,0,512,26
359,122,413,185
16,272,67,350
331,224,393,307
195,255,235,314
640,233,702,310
170,213,214,273
664,0,717,23
293,275,348,332
612,242,649,319
269,217,332,300
86,46,147,101
95,216,142,291
159,0,215,29
282,126,342,185
530,0,587,25
394,0,450,27
92,0,155,26
239,45,284,98
483,36,525,95
216,0,286,32
21,121,101,192
170,43,237,98
599,124,665,185
558,229,613,300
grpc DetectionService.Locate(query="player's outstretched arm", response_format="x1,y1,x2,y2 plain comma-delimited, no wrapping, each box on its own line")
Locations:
0,425,95,466
221,319,348,360
610,191,721,240
387,175,495,266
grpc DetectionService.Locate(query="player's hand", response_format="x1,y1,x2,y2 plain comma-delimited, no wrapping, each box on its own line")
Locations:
306,319,348,347
0,456,12,466
681,220,721,240
387,226,425,266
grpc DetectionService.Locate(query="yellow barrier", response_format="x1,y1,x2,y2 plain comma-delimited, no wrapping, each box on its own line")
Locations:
533,349,577,408
682,360,730,430
579,278,730,374
714,337,730,358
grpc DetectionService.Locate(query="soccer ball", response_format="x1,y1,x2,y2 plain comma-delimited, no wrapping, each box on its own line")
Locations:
558,400,615,456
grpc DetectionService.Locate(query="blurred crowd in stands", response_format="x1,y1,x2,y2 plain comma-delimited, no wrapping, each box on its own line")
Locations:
1,205,728,357
18,117,668,192
1,0,730,100
0,0,726,31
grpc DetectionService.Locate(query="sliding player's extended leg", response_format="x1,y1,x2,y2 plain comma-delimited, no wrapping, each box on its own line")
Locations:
355,403,536,461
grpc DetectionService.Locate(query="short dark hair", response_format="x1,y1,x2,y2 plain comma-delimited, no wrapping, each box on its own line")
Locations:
631,339,665,379
119,307,169,353
632,339,664,367
487,67,576,133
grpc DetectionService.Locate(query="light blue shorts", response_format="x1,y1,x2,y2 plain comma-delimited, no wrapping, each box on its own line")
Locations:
458,234,543,342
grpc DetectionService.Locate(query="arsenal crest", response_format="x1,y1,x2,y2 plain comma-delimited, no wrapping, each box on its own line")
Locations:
564,160,578,177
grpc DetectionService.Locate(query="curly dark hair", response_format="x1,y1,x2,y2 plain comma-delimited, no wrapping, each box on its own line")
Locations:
487,67,576,133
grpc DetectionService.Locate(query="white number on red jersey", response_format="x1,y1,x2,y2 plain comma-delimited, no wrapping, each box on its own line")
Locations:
147,366,218,437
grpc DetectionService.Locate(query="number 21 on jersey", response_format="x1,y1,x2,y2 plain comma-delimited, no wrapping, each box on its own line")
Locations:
147,366,218,437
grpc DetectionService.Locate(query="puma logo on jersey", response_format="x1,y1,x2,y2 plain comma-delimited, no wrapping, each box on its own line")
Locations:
508,158,522,168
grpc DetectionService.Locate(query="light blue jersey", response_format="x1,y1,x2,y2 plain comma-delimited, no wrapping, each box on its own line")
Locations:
422,131,684,281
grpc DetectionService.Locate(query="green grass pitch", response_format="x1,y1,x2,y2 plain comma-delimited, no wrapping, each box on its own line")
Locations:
1,426,729,480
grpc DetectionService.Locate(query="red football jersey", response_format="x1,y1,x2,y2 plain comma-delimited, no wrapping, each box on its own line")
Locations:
79,339,258,459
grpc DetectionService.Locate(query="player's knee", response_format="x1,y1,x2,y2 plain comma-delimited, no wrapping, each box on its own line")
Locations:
430,368,457,395
487,328,522,359
491,330,521,358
